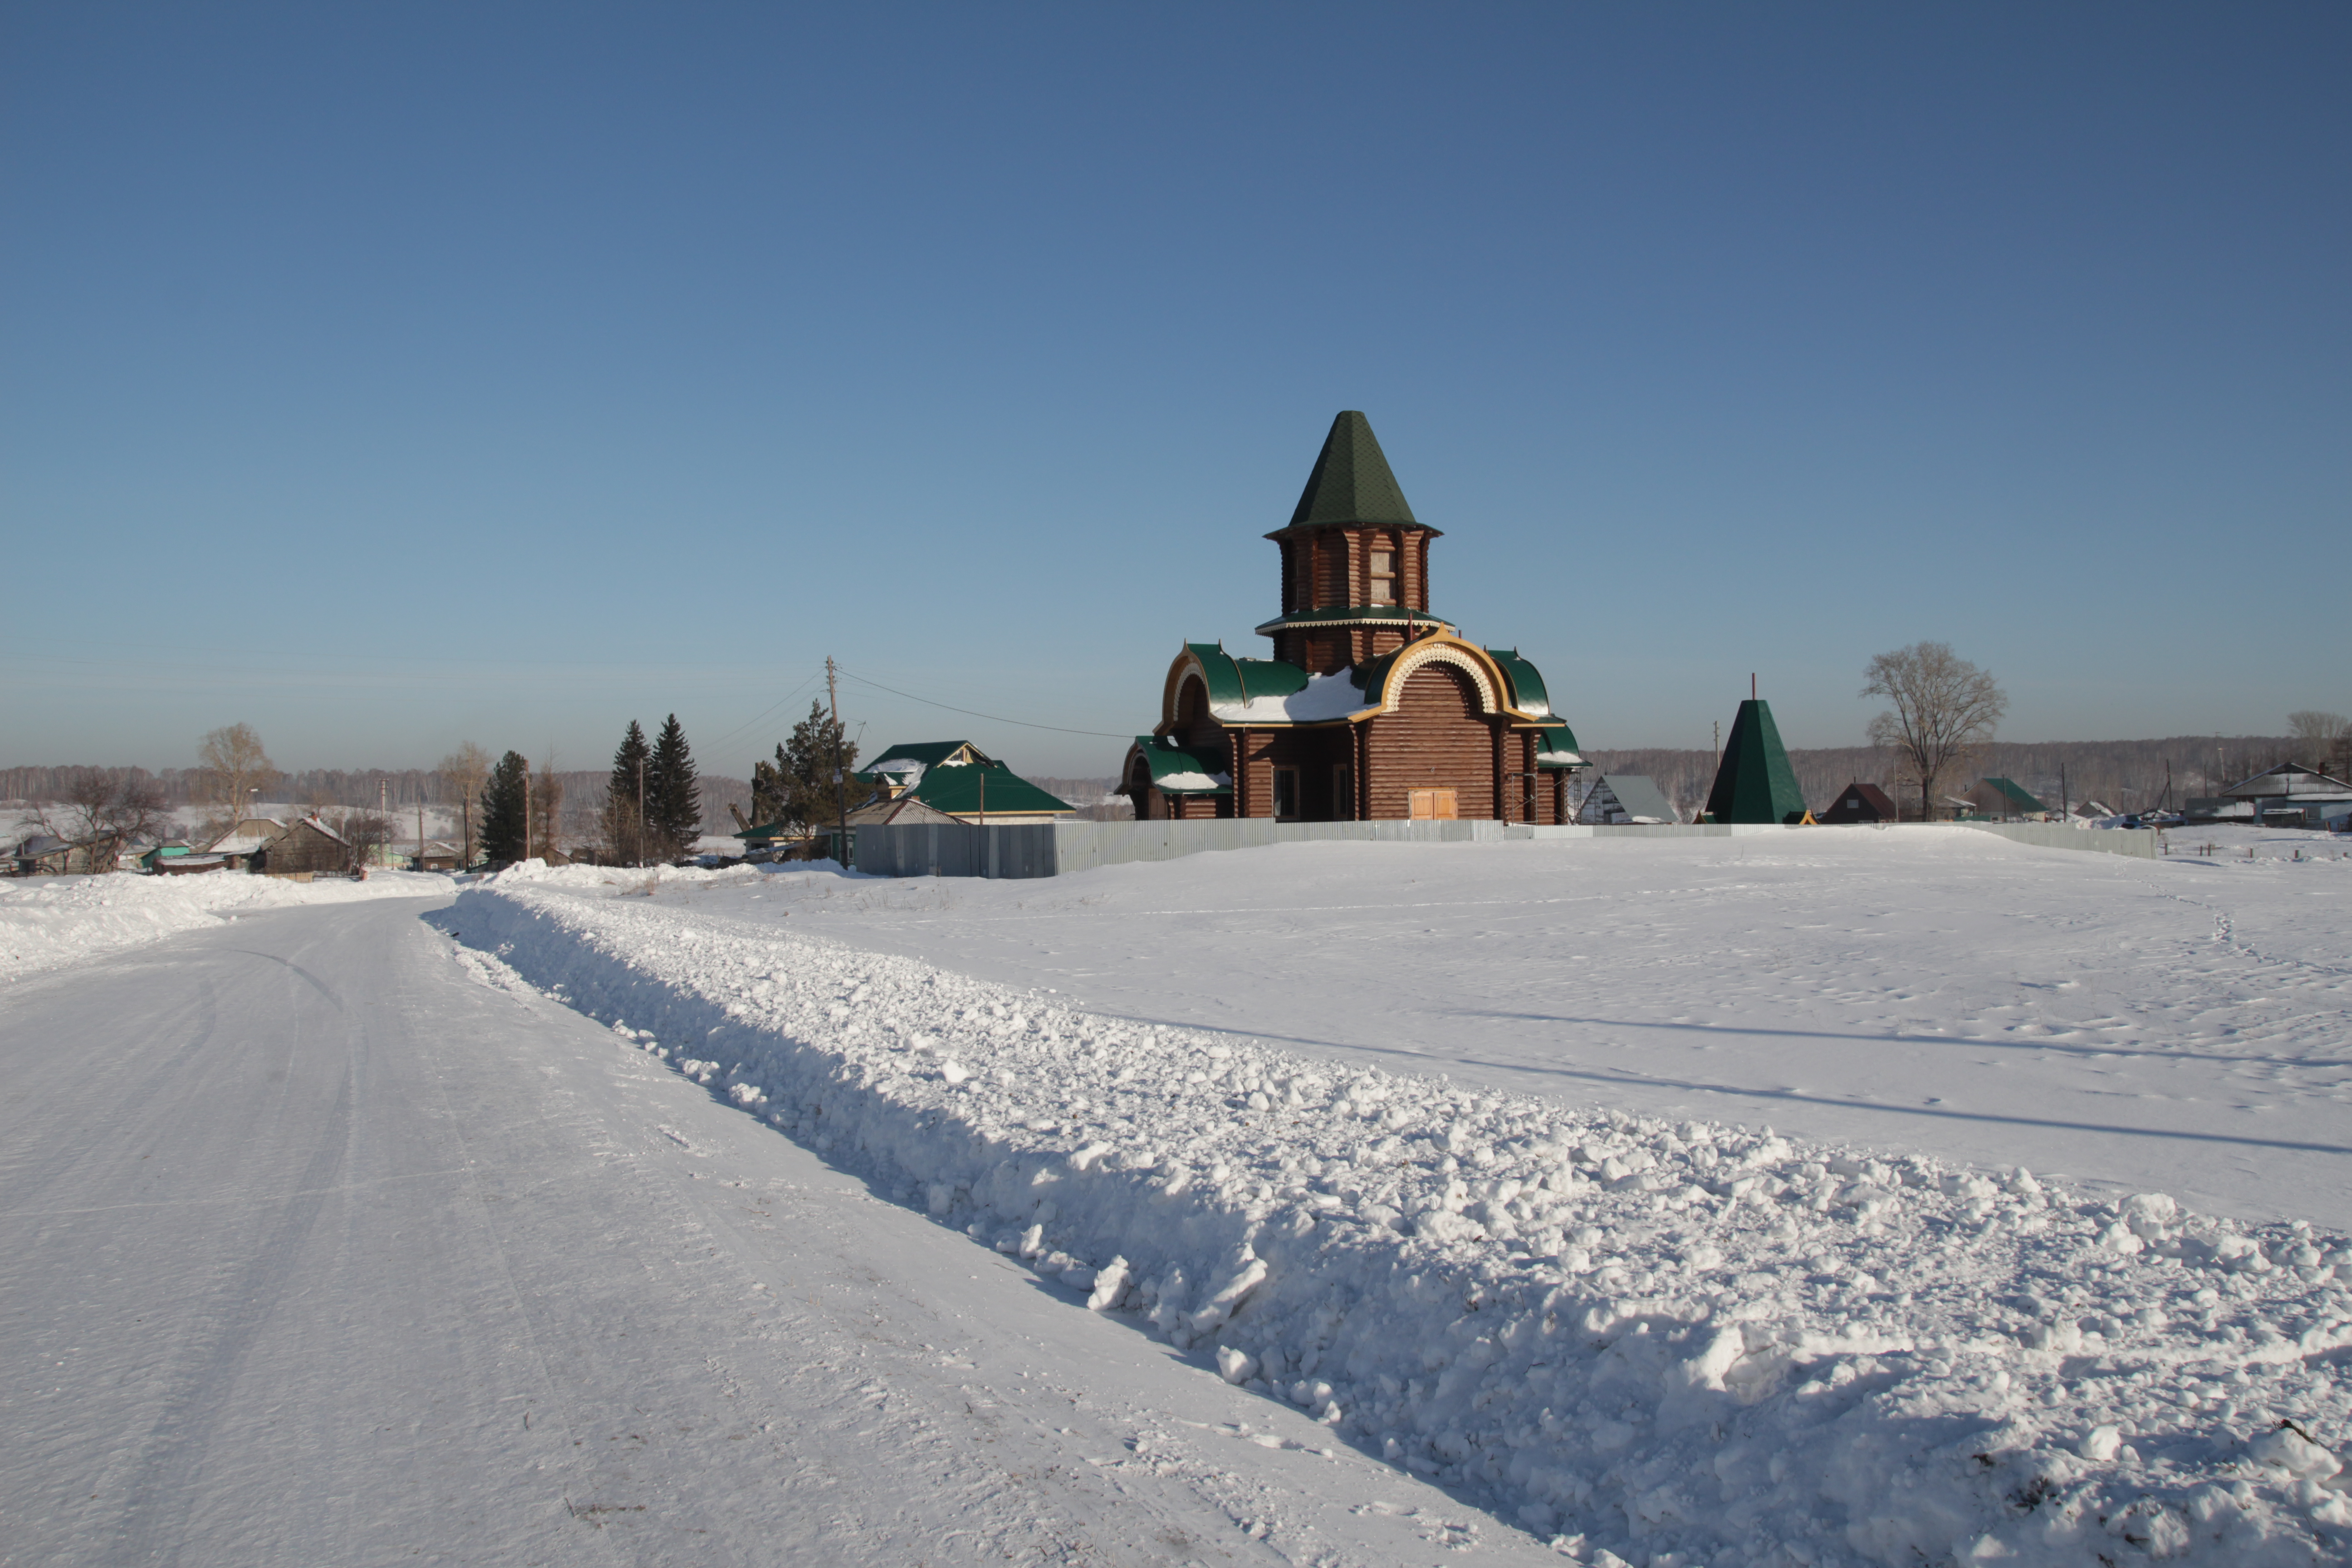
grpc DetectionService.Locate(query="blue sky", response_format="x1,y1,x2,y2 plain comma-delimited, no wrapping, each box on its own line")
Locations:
4,4,2345,779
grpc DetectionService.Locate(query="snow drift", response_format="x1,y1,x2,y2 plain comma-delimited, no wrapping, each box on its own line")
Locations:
1,867,457,985
435,863,2352,1567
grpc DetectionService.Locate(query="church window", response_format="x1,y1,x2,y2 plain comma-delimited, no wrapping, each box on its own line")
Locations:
1369,547,1395,604
1273,768,1300,820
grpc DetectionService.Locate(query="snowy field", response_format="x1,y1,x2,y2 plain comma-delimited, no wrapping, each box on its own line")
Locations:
622,824,2352,1227
423,827,2352,1567
0,867,457,985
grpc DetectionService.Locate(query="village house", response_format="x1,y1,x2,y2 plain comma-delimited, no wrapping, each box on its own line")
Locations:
1963,778,2047,822
407,840,461,872
1120,412,1582,824
863,743,1078,826
206,815,287,870
250,815,351,877
1817,781,1900,824
1576,774,1677,825
2221,762,2352,828
735,741,1077,862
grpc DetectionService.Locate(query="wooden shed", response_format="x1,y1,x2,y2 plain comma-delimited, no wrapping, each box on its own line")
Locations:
1121,411,1582,824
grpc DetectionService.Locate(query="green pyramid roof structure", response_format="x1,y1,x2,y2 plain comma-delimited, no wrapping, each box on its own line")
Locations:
1278,411,1428,533
1704,698,1808,824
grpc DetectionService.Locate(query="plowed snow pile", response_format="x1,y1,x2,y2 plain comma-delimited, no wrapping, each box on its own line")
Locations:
0,868,456,984
438,859,2352,1567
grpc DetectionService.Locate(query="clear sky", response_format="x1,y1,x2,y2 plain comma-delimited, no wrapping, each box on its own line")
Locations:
4,4,2345,780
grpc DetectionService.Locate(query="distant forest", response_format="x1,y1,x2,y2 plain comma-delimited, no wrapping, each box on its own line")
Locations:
1583,734,2309,822
0,766,1136,836
0,734,2313,835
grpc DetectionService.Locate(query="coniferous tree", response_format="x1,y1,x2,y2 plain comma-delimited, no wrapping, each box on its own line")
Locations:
479,750,530,867
750,745,790,828
607,720,651,864
781,700,861,831
646,713,700,857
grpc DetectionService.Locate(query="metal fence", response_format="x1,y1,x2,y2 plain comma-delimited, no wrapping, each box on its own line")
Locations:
853,817,1505,879
849,815,2159,878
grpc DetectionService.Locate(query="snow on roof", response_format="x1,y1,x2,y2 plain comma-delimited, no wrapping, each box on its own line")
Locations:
1210,667,1368,724
1151,770,1230,792
207,833,273,855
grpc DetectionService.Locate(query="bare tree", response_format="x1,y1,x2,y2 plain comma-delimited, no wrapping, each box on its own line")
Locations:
194,723,276,838
39,769,169,872
531,753,565,861
1862,642,2008,822
331,809,396,874
2288,710,2352,779
439,741,490,868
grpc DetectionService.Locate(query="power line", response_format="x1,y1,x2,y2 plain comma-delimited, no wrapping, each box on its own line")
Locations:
834,667,1132,739
704,670,827,753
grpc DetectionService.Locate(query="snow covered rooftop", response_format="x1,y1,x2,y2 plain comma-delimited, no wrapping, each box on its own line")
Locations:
1209,667,1368,724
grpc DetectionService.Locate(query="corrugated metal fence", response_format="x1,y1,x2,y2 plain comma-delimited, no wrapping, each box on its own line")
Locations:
852,818,1506,879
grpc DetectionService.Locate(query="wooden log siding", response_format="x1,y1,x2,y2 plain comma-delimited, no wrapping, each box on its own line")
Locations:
1364,663,1497,820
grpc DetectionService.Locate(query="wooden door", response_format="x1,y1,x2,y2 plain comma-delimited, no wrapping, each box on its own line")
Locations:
1409,788,1458,820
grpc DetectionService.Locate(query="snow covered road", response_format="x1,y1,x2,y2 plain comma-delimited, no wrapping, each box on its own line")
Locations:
0,895,1550,1568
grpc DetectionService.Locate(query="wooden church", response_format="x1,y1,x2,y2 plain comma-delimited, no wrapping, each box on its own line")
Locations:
1121,412,1583,823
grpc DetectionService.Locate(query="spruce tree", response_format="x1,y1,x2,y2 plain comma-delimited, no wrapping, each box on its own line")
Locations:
479,750,530,867
647,713,700,856
607,720,651,863
781,700,860,831
750,744,789,828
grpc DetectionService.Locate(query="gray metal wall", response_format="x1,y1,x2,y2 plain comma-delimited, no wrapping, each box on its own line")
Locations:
853,817,1503,879
849,815,2156,878
1956,822,2158,858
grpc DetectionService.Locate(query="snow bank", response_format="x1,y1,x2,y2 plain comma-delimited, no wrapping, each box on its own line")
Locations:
436,876,2352,1567
0,869,456,985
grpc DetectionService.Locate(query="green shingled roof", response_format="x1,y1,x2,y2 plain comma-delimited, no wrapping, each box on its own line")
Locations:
907,761,1075,817
1979,777,2047,813
868,740,991,773
1704,698,1808,824
1283,411,1421,530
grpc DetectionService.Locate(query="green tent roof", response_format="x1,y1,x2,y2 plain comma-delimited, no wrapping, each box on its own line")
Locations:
1274,411,1432,534
1131,735,1233,795
1704,698,1808,824
906,761,1075,817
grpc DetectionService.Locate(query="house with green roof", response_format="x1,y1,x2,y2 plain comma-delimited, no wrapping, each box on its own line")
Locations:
1121,411,1584,824
867,742,1077,825
1963,777,2048,821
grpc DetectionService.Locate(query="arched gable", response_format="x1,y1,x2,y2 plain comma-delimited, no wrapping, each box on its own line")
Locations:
1353,635,1490,717
1161,643,1245,729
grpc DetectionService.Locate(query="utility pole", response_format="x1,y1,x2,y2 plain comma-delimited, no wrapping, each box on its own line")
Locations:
827,657,848,867
637,756,647,868
2059,762,2068,820
524,768,533,863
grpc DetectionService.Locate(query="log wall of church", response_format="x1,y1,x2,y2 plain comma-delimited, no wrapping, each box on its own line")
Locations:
1363,664,1497,820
